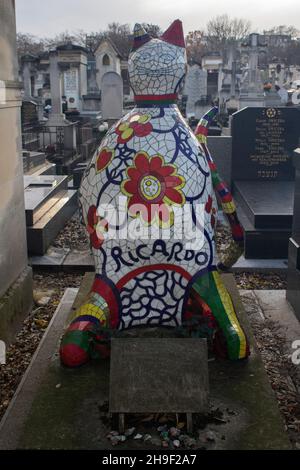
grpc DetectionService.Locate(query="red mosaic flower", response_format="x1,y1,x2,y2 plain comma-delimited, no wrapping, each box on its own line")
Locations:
96,147,114,173
121,151,185,226
116,114,153,144
86,205,108,249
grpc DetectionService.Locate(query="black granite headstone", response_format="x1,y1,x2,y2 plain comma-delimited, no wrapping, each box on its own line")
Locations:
232,107,300,181
231,107,300,259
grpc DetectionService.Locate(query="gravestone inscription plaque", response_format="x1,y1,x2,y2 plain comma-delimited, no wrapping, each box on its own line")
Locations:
232,107,300,181
109,338,209,415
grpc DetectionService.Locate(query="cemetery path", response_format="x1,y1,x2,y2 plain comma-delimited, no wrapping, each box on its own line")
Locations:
0,272,83,421
241,291,300,448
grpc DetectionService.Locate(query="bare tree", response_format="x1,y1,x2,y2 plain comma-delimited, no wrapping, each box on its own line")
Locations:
141,23,162,38
265,25,299,38
16,33,46,57
206,14,251,55
104,22,132,57
185,30,207,63
16,22,161,61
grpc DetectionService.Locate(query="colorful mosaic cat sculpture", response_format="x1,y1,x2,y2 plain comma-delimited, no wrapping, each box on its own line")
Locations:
60,20,250,367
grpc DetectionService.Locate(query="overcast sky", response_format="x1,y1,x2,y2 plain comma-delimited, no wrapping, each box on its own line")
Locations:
16,0,300,37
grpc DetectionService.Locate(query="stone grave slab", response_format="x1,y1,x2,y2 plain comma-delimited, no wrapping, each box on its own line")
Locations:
235,204,291,259
29,247,70,269
26,189,77,255
0,274,291,450
23,151,46,174
26,162,57,177
24,175,68,226
109,338,208,417
234,180,294,229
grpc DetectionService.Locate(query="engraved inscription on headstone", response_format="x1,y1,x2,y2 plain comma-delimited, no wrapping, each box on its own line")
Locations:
109,338,209,414
232,107,300,181
64,68,79,109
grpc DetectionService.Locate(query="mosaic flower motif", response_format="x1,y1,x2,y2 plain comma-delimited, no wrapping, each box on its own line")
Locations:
87,205,108,249
96,147,114,173
205,195,217,228
121,151,185,226
116,114,153,144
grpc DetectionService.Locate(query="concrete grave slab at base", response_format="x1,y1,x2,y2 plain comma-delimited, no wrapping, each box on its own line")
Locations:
109,338,209,414
232,255,288,273
0,274,291,449
29,247,70,268
0,266,33,345
241,289,300,345
30,248,94,271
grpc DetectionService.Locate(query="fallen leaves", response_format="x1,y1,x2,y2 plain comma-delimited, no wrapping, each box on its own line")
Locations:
0,272,82,420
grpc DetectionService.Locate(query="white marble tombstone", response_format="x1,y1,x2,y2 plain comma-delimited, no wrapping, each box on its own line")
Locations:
101,71,123,120
184,64,207,118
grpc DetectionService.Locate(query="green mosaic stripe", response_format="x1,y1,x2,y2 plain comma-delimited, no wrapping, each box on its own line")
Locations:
192,272,241,359
61,330,90,352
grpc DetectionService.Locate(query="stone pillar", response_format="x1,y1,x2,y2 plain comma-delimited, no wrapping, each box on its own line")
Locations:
22,62,32,98
47,51,67,126
0,0,33,344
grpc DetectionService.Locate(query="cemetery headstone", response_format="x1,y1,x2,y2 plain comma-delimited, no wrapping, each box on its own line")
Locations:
101,71,123,120
184,64,207,117
232,106,300,259
239,34,266,108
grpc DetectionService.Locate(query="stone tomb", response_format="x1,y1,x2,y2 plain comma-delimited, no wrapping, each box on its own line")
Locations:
232,107,300,259
287,148,300,321
109,338,209,431
0,274,291,450
24,175,77,255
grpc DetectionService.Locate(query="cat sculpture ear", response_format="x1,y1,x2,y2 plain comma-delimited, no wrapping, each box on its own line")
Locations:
132,23,151,51
161,19,185,48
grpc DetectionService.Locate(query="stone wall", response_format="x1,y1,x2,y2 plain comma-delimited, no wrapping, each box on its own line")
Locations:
207,136,232,186
0,0,32,343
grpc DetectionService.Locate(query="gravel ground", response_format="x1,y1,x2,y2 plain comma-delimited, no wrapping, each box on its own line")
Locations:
0,219,296,447
52,212,89,251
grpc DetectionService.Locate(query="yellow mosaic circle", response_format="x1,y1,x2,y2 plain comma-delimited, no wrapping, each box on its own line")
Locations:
140,175,161,200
